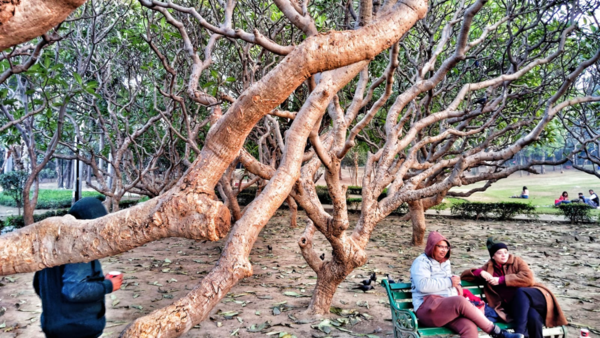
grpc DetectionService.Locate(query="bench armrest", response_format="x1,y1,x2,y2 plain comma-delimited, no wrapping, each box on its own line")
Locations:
393,308,419,331
381,279,419,332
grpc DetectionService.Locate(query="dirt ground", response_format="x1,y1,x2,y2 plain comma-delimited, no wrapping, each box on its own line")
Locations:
0,211,599,338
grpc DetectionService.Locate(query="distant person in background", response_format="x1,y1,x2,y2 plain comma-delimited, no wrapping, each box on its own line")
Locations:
510,186,529,199
554,191,570,206
589,190,599,207
33,197,123,338
578,193,598,208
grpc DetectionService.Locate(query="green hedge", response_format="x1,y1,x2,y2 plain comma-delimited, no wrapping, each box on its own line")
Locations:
2,209,69,230
557,203,594,223
0,198,142,231
347,186,362,195
0,189,105,209
451,202,535,220
236,185,395,209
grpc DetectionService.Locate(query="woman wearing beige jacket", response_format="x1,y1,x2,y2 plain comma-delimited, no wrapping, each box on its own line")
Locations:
461,242,567,338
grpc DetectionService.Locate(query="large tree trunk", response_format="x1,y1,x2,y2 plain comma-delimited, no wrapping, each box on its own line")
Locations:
408,200,426,246
56,158,63,188
3,150,13,173
0,2,428,336
0,190,230,275
21,179,38,224
352,152,359,186
519,154,523,177
406,192,448,246
287,196,298,228
541,152,546,174
306,264,346,315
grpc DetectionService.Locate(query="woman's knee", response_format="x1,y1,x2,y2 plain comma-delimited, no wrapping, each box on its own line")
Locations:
454,295,472,310
513,288,529,303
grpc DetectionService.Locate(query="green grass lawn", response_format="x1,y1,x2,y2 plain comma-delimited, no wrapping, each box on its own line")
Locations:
0,189,104,209
448,169,600,216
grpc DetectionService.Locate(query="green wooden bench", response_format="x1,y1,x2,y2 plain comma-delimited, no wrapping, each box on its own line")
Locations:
381,280,567,338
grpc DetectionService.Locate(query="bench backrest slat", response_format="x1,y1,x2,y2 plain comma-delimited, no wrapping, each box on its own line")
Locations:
382,279,487,311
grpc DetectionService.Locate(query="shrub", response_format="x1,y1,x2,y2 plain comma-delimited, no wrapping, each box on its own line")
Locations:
119,199,139,209
392,203,409,215
431,202,448,214
494,202,535,220
3,209,69,230
347,186,362,195
0,171,28,212
347,197,362,210
557,203,594,223
315,185,333,204
451,202,535,220
0,189,104,209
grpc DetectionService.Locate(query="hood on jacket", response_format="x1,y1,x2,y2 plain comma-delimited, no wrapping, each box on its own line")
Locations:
68,197,108,220
424,231,451,262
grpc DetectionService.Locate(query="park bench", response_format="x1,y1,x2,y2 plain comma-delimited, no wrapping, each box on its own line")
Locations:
381,279,567,338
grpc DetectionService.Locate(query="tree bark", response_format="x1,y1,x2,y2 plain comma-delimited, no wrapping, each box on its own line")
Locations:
56,158,63,188
287,196,298,228
306,265,346,314
0,190,230,275
64,159,73,189
0,2,429,336
353,152,359,186
408,200,426,246
0,0,87,51
21,181,37,224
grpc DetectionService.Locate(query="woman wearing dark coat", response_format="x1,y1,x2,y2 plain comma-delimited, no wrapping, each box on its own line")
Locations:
461,242,567,338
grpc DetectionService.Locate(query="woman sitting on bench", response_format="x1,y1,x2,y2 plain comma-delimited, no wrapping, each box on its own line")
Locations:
461,241,567,338
410,231,523,338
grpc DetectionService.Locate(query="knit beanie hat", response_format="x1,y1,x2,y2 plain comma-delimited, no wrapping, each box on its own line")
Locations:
68,197,108,220
488,242,508,258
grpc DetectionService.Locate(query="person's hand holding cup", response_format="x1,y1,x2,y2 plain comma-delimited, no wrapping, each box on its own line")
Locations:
105,271,123,291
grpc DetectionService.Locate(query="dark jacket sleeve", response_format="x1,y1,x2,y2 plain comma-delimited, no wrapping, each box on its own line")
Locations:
61,263,113,303
504,256,535,287
33,271,40,297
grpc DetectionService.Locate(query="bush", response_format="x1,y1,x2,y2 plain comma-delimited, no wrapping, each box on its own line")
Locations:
0,189,104,209
0,171,28,211
3,209,69,230
347,186,362,195
347,197,362,210
557,203,594,223
119,199,139,209
315,185,333,204
392,203,409,215
431,202,448,214
451,202,535,220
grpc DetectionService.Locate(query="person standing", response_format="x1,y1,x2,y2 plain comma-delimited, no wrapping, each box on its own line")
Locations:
461,241,567,338
409,231,523,338
33,197,123,338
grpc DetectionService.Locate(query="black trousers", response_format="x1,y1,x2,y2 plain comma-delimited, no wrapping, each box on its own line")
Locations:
509,287,547,338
